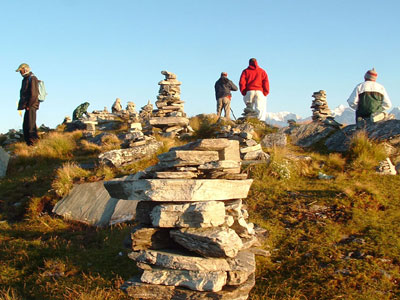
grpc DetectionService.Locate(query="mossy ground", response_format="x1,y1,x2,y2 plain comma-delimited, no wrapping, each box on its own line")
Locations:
1,121,399,299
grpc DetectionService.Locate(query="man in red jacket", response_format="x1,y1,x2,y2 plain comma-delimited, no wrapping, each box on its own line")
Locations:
239,58,270,120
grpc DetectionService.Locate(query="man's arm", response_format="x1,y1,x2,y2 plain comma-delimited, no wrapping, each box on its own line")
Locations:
28,76,39,108
229,80,238,92
381,87,392,111
262,71,270,96
347,86,359,110
239,71,247,96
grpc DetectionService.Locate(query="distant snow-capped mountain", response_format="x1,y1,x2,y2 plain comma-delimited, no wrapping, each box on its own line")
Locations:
265,111,305,127
266,105,400,127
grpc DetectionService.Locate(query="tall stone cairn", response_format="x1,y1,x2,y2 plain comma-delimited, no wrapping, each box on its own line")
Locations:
104,138,265,299
311,90,333,122
148,71,191,138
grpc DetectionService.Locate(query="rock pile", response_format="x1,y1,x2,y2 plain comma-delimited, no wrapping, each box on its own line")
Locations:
217,123,270,163
311,90,333,122
104,138,262,299
148,71,191,138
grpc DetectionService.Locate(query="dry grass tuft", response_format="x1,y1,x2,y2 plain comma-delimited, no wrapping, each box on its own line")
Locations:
348,130,387,170
52,162,90,197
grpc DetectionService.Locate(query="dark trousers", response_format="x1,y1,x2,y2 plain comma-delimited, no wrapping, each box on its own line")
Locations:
23,108,39,146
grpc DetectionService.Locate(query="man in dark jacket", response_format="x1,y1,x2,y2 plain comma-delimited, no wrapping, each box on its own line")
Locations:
239,58,269,120
16,63,39,146
214,72,238,120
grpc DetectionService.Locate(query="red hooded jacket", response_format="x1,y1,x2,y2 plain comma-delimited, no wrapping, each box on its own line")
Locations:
239,59,270,96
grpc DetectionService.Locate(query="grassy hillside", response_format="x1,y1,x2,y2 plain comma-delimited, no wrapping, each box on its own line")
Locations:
0,120,399,299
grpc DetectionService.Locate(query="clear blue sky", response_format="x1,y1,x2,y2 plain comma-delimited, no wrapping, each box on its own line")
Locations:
1,0,399,134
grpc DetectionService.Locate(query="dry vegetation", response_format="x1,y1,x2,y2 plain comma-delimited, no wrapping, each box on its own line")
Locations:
0,119,399,299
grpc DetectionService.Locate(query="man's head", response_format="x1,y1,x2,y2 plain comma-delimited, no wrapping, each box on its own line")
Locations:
221,72,228,77
249,58,257,66
16,63,30,76
364,68,377,81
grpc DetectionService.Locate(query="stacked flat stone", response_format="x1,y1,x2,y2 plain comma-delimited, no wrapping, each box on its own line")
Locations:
311,90,333,121
148,71,191,137
104,138,260,299
241,103,258,119
217,123,270,164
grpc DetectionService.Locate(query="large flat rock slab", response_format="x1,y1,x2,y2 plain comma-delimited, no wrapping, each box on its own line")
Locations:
129,249,231,272
104,179,253,201
139,266,227,292
121,273,255,300
53,181,138,226
0,147,10,178
149,117,189,127
158,150,219,167
150,201,225,228
170,227,243,258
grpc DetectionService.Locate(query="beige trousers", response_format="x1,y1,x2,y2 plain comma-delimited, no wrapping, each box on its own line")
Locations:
216,96,231,119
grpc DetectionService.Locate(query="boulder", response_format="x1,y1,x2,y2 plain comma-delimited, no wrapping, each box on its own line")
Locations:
0,147,10,178
52,181,138,226
281,122,338,148
261,133,287,148
170,227,243,258
326,120,400,152
104,178,253,201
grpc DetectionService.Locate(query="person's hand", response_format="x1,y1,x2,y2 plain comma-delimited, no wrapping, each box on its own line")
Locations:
26,107,29,111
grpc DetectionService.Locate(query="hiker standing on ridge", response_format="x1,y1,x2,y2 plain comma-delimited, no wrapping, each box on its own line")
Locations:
16,63,39,146
347,68,392,124
214,72,238,120
239,58,270,121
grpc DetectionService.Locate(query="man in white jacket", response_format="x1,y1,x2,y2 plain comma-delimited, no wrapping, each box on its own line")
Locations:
347,68,392,123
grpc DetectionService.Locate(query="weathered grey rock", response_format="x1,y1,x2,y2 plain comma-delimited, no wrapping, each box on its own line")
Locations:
198,160,241,171
240,144,261,154
158,151,219,166
151,201,226,228
149,117,189,127
135,201,158,224
139,266,227,292
121,273,255,300
130,226,174,251
105,179,253,201
282,122,338,148
170,139,231,152
109,199,138,225
99,140,163,167
231,217,255,238
129,249,231,271
396,162,400,174
170,227,243,258
0,147,10,178
154,171,198,179
226,251,256,286
261,133,287,148
242,150,268,161
52,181,137,226
326,120,400,152
219,140,241,161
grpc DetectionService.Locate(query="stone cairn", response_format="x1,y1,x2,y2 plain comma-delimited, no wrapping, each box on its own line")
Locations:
104,138,266,299
148,71,191,138
311,90,333,122
217,123,270,164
